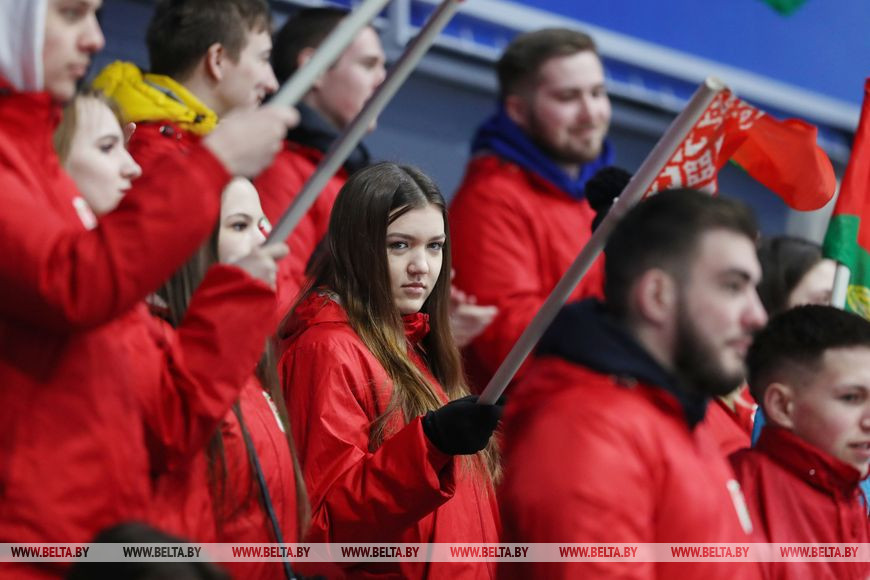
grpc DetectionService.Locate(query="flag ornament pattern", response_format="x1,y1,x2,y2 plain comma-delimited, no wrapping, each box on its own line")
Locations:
648,89,836,212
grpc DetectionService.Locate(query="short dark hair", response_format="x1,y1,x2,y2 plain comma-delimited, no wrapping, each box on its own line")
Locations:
746,305,870,403
497,28,598,100
756,235,823,315
604,189,759,319
146,0,272,80
271,7,349,85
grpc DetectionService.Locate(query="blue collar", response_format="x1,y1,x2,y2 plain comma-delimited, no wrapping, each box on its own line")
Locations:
471,108,614,200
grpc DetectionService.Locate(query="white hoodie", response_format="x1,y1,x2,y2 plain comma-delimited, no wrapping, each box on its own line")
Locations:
0,0,45,91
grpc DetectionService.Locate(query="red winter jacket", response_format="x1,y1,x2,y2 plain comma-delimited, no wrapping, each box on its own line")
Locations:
730,426,870,580
0,82,271,577
498,300,761,580
254,143,345,315
449,155,605,391
280,293,500,579
154,375,301,580
125,119,304,577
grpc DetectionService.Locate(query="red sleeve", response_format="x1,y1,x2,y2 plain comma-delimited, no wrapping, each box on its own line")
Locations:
0,145,230,330
144,264,277,472
281,338,456,543
500,389,655,579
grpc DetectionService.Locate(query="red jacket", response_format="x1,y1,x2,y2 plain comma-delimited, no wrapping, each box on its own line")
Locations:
280,293,500,579
449,155,605,391
126,120,304,575
730,426,870,580
704,387,756,457
254,143,345,314
0,84,270,577
154,375,300,580
498,301,761,580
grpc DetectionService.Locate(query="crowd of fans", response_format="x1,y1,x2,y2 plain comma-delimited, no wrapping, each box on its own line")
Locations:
0,1,864,579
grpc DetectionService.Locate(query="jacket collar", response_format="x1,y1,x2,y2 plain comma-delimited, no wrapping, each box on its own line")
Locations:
537,299,709,428
757,425,865,499
470,106,614,201
0,76,62,157
282,291,430,344
92,61,218,135
285,102,371,174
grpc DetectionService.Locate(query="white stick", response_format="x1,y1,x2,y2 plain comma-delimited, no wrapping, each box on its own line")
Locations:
478,77,727,405
269,0,391,108
831,262,851,309
267,0,463,245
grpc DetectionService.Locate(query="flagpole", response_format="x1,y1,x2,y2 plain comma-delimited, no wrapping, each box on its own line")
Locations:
478,77,727,405
831,263,851,309
267,0,464,245
269,0,391,108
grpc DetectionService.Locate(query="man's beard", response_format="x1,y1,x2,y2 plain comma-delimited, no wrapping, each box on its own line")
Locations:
673,302,746,397
526,112,604,167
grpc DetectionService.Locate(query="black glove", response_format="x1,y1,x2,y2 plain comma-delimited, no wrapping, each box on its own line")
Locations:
422,395,503,455
585,166,632,231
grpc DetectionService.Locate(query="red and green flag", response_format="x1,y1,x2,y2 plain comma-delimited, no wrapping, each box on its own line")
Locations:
648,89,836,211
823,78,870,318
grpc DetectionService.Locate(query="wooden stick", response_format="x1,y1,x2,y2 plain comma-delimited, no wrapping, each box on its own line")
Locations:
831,262,851,309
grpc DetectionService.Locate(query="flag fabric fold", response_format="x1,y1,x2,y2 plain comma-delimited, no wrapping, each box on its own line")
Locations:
823,78,870,318
648,89,836,211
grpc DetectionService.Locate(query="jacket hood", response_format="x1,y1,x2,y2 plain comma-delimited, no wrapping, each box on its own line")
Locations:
92,61,218,135
286,102,371,174
471,107,614,201
537,299,708,427
0,0,45,92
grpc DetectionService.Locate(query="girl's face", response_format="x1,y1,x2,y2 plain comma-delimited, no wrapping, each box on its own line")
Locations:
218,178,269,264
386,204,445,315
64,97,141,216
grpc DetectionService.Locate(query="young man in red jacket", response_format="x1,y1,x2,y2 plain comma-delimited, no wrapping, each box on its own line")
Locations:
0,0,293,576
499,189,767,579
254,7,386,311
732,305,870,580
93,0,282,195
450,28,613,391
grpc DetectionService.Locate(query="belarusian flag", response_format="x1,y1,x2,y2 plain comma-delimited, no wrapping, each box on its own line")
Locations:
649,89,836,211
823,79,870,318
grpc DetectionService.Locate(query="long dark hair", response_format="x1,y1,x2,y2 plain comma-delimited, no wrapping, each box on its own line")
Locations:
157,209,310,539
756,235,824,316
284,162,499,478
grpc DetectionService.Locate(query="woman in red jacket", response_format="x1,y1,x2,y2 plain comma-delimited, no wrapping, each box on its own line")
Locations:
279,162,502,579
154,177,308,580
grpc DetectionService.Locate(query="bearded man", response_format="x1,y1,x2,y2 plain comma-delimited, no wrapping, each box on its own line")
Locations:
498,189,767,580
449,28,614,390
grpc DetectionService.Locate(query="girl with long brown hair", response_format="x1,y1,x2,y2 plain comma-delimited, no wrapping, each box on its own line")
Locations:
154,177,309,580
279,162,502,579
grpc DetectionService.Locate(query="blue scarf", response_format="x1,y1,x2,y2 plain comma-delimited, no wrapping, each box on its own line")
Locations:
471,108,614,200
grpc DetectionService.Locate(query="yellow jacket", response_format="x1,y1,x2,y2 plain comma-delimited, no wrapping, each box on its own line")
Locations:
92,61,218,136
